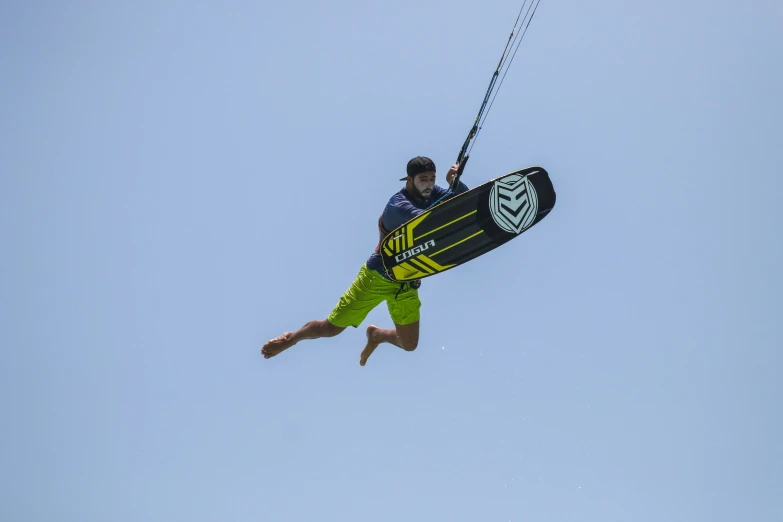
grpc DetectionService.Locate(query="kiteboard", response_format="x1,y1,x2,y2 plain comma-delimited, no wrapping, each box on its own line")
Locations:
380,166,556,282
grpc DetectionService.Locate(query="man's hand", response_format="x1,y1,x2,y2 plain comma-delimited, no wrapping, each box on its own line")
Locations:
446,164,460,184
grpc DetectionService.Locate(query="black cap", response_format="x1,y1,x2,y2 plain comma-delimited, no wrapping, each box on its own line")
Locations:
400,156,436,181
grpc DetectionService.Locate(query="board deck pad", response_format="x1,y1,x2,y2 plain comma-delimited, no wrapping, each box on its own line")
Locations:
381,166,556,282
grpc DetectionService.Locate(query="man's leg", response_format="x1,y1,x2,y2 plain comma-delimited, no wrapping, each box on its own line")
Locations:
262,320,346,359
360,321,419,366
263,265,384,360
360,282,421,366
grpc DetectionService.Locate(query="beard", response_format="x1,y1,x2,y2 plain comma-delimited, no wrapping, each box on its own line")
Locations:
414,181,434,199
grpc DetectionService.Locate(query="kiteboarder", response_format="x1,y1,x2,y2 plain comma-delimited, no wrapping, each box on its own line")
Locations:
262,157,466,365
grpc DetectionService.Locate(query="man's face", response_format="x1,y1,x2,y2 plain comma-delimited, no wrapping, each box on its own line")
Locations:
412,171,436,198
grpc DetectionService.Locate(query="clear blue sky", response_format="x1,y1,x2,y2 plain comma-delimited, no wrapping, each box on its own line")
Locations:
2,1,781,521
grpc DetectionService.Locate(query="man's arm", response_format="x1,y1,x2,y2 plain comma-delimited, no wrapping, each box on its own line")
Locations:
381,194,425,232
429,163,469,206
450,180,470,195
446,163,468,193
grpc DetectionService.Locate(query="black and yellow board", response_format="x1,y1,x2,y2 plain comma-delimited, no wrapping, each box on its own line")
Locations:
381,166,556,282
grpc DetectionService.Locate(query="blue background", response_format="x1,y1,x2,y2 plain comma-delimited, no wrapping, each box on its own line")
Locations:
2,1,781,521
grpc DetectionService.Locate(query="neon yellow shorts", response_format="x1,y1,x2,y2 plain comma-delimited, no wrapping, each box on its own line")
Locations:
327,265,421,328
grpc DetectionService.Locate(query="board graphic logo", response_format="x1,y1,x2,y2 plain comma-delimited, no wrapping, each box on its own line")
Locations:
489,173,539,234
394,239,436,263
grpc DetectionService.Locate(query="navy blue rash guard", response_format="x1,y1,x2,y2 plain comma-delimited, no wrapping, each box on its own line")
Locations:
366,181,469,279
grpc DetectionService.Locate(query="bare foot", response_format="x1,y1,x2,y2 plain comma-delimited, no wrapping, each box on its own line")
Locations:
262,332,297,359
360,325,381,366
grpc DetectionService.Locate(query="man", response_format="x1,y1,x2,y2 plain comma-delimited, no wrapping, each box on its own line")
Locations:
261,156,468,365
